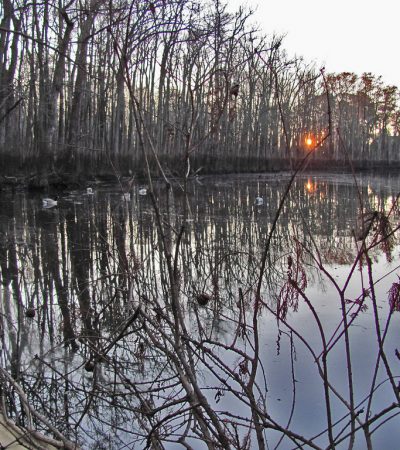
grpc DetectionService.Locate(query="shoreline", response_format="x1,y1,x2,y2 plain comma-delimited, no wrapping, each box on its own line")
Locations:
1,164,399,193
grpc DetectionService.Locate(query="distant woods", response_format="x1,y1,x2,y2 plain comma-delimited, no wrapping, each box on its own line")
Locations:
0,0,399,177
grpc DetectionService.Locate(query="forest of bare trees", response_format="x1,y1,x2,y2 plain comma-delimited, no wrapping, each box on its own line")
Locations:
1,2,400,448
0,0,399,181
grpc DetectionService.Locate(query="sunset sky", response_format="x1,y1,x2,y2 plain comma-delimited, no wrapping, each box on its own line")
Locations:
226,0,400,88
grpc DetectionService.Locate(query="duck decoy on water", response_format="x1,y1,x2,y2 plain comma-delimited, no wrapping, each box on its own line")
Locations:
42,197,58,208
255,197,264,206
138,188,147,196
86,187,94,195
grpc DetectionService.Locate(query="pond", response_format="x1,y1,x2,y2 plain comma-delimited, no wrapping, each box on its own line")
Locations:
0,172,399,449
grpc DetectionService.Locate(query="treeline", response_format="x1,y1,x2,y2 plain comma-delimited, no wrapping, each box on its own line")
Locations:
0,0,399,178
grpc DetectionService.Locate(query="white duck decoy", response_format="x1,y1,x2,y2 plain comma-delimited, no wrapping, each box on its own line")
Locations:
42,197,58,208
86,187,94,195
255,197,264,206
138,188,147,196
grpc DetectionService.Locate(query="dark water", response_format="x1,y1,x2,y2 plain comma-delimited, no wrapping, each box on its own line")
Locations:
0,172,399,449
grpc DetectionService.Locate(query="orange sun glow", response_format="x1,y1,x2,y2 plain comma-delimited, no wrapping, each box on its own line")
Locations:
305,137,313,147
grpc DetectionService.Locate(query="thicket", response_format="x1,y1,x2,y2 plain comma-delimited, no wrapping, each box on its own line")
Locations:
0,0,399,179
1,2,400,448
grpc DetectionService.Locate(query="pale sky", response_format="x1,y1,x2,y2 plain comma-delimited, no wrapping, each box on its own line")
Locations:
226,0,400,88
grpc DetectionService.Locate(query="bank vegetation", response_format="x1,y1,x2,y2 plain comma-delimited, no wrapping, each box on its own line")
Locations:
1,0,399,183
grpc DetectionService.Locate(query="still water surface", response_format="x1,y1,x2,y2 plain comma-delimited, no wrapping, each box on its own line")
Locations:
0,172,399,449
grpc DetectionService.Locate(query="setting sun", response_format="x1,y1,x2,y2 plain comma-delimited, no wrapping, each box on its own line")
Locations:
305,137,313,147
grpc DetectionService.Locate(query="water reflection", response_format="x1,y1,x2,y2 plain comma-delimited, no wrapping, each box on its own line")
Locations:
0,173,399,448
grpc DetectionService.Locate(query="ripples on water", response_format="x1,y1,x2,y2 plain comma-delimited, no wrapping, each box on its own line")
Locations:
0,173,399,449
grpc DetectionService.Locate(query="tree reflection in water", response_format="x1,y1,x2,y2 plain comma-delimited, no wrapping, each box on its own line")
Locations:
0,173,399,449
